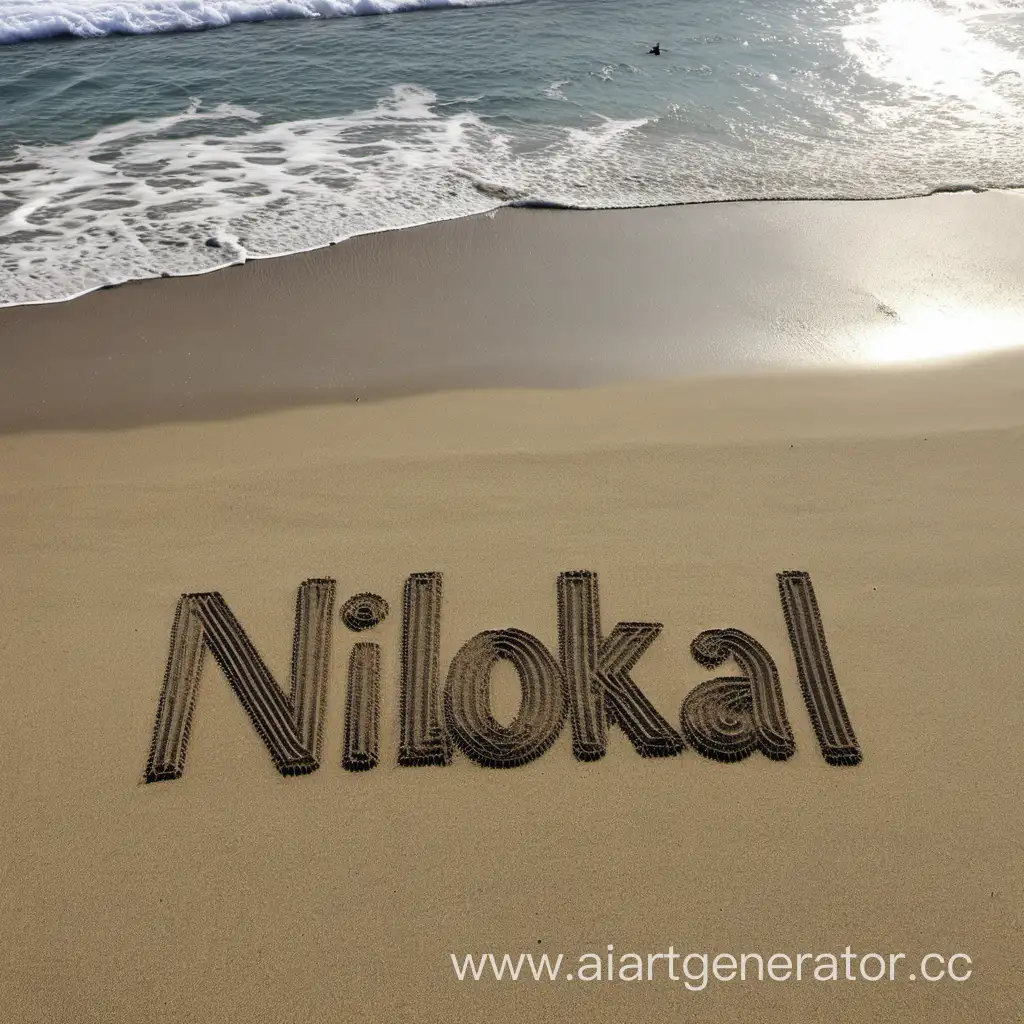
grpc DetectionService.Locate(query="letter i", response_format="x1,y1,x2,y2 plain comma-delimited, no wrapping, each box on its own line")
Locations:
339,593,390,771
343,644,380,771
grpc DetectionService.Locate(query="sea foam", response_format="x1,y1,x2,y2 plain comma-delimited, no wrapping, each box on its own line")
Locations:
0,0,507,45
3,0,1023,307
0,86,658,306
2,78,1023,307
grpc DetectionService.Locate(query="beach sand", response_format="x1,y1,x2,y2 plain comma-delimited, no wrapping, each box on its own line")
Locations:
1,196,1022,1022
3,189,1024,430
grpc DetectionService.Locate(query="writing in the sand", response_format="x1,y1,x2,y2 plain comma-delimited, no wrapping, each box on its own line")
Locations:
144,571,861,783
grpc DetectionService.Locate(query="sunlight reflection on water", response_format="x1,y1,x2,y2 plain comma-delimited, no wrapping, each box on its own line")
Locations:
854,304,1024,366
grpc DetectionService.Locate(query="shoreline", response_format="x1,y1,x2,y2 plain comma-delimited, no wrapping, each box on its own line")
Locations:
2,183,1020,315
3,191,1024,433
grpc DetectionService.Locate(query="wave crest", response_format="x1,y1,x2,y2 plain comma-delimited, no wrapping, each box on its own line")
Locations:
0,0,507,45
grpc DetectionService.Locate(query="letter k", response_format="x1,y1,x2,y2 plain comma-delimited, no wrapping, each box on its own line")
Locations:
558,571,684,760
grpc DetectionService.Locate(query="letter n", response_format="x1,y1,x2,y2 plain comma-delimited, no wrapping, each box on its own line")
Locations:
144,579,336,782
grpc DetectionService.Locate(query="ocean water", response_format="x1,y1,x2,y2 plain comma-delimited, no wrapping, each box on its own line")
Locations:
1,0,1022,307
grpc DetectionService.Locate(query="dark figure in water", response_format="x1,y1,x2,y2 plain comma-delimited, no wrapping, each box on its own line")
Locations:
648,42,661,55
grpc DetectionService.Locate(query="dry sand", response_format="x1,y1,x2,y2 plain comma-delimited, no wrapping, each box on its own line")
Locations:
1,198,1023,1023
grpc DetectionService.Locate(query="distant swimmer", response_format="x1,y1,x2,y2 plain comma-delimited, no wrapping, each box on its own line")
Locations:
648,42,661,55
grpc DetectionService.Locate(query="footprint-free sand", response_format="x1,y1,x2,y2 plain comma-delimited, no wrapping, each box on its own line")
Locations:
2,196,1022,1022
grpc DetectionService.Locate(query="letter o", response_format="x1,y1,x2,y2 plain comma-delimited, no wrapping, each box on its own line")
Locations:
859,953,886,982
444,628,567,768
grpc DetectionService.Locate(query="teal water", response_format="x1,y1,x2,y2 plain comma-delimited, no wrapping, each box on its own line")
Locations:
1,0,1023,306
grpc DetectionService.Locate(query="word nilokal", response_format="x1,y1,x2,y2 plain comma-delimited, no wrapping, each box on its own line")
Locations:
144,570,861,783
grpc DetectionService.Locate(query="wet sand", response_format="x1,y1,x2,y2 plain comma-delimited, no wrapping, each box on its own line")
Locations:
1,199,1022,1024
2,189,1024,431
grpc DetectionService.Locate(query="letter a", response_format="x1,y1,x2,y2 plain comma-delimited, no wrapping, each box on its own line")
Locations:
681,628,796,762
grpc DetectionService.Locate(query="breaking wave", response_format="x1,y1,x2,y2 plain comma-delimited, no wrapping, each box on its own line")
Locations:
0,0,510,45
2,80,1024,307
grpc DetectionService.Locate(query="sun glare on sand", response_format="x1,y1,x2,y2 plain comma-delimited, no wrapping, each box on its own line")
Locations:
857,306,1024,366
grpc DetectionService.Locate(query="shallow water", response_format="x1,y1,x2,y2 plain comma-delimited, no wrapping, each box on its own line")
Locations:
1,0,1023,305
